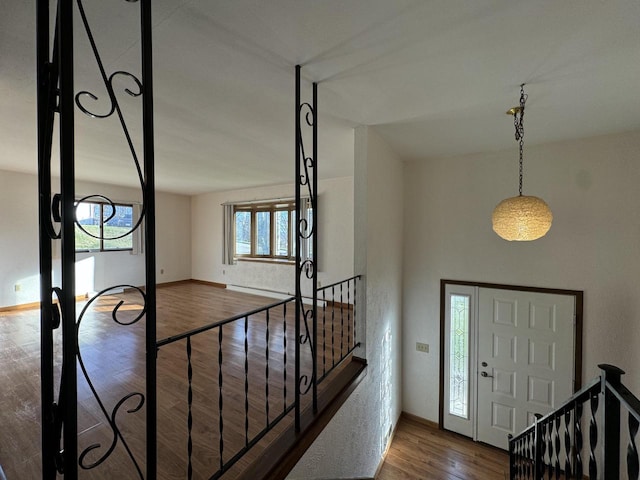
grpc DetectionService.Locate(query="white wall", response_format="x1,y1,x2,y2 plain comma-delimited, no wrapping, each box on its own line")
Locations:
191,177,354,295
289,127,403,479
155,190,192,283
0,170,40,307
0,170,191,307
402,129,640,422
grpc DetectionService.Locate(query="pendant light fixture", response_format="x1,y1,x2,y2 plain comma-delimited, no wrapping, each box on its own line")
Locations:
492,84,552,241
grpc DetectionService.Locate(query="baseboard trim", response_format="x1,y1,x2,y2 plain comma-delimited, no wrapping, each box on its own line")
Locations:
1,280,228,312
401,411,439,430
189,279,227,289
0,301,42,312
155,279,193,289
0,294,88,313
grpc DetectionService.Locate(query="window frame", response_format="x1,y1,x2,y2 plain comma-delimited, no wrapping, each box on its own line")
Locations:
234,201,297,261
75,200,135,253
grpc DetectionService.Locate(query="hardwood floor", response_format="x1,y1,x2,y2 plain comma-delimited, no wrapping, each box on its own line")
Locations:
1,282,510,480
0,282,357,479
377,415,510,480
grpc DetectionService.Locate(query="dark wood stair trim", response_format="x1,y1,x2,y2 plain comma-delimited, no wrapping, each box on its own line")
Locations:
236,357,368,480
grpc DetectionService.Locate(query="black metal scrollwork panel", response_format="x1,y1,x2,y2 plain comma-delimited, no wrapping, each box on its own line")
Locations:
296,76,317,399
70,0,147,475
298,102,315,202
76,286,147,478
38,0,155,477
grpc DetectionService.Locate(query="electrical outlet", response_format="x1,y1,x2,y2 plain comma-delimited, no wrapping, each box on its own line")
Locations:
416,342,429,353
14,284,21,292
160,269,164,275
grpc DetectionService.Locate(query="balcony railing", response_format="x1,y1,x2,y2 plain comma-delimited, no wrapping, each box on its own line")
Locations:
509,364,640,480
155,275,361,479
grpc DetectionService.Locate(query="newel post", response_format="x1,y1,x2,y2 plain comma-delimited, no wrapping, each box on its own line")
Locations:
600,363,625,480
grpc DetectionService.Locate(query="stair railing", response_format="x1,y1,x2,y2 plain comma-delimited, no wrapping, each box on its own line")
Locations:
155,275,361,479
509,364,640,480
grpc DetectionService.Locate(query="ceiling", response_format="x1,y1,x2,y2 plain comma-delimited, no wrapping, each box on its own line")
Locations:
2,1,639,195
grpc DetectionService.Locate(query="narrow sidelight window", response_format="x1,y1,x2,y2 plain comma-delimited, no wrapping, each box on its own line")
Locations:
449,294,470,419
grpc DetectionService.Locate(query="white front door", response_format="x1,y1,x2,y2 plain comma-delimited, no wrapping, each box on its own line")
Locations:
442,284,577,450
476,288,575,449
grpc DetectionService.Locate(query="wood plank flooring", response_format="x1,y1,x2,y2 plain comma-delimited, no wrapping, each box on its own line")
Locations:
1,281,512,480
377,415,510,480
0,282,357,480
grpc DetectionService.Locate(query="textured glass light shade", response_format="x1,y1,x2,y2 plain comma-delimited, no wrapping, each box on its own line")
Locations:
492,195,553,241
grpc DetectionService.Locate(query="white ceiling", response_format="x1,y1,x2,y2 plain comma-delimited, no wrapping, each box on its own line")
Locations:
2,1,639,195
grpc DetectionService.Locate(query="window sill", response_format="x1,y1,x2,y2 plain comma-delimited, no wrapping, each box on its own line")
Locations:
236,257,295,265
76,249,134,253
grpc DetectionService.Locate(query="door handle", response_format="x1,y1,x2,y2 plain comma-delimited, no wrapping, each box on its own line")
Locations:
480,371,493,378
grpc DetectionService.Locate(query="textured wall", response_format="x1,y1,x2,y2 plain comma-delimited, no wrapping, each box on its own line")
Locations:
190,177,354,295
402,129,640,421
288,127,403,479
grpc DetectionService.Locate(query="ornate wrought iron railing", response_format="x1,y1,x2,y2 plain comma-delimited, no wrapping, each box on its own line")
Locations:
318,276,361,384
156,297,296,480
509,364,640,480
35,1,358,472
37,0,156,478
155,275,361,480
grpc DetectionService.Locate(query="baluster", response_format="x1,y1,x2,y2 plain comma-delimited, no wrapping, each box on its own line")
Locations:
540,422,551,478
340,282,344,356
265,309,270,427
537,417,546,479
516,437,522,478
331,286,335,367
521,434,524,478
524,434,533,478
518,436,524,479
575,401,584,479
514,437,520,478
520,437,527,478
554,414,562,480
218,326,224,470
511,437,517,478
629,413,639,480
507,434,515,478
523,436,528,479
244,315,249,446
186,337,193,480
518,437,527,478
353,278,357,347
283,302,287,411
545,419,553,479
589,391,599,479
322,289,326,376
530,430,536,479
347,279,351,349
531,430,537,479
564,409,572,478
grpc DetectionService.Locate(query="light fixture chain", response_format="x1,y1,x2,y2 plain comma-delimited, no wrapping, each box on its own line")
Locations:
518,126,524,196
514,84,527,196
